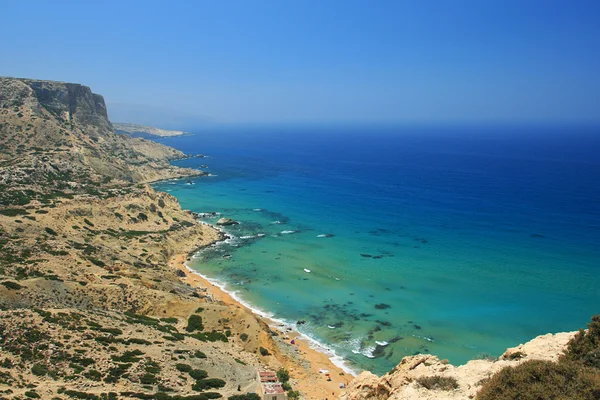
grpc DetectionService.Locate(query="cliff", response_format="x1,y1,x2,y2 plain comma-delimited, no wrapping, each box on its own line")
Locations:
340,332,576,400
0,77,203,188
0,78,276,399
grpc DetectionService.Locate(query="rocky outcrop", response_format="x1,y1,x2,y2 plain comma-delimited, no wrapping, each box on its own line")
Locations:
0,77,204,188
216,217,239,226
340,332,576,400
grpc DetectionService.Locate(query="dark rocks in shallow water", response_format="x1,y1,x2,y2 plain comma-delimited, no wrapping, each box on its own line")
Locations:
372,345,386,358
376,320,392,327
296,320,306,325
369,325,382,334
373,255,383,259
388,336,403,343
360,254,373,258
413,324,422,330
216,218,239,226
360,313,373,318
176,269,187,277
374,303,391,310
414,237,429,244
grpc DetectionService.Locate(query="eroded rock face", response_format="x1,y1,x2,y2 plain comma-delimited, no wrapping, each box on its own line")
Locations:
0,77,204,185
23,79,112,137
340,332,576,400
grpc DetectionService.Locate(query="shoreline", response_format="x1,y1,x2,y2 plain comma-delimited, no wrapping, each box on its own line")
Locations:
171,248,355,399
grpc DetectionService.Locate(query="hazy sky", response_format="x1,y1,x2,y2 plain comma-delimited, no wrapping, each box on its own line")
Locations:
1,0,599,127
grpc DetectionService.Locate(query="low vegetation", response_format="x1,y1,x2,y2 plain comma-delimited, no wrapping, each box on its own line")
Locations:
477,315,600,400
416,375,459,391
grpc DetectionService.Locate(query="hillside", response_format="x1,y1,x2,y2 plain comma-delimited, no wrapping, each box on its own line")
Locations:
0,78,299,399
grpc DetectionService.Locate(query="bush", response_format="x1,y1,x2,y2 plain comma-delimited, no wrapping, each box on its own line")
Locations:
192,378,226,391
259,347,270,356
277,368,290,383
416,375,459,391
186,315,204,332
194,350,207,359
1,281,24,290
287,390,301,400
562,314,600,370
31,363,48,376
176,364,192,373
240,333,248,342
228,394,261,400
504,351,526,361
189,369,208,380
476,359,600,400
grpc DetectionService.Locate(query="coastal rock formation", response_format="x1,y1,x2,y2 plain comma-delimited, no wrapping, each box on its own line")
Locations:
114,122,188,137
0,77,204,186
216,217,239,226
339,332,576,400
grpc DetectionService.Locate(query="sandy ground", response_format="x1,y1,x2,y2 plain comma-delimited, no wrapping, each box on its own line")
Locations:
171,254,354,400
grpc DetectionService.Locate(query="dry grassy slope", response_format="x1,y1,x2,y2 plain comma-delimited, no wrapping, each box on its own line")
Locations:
0,78,288,399
0,308,261,399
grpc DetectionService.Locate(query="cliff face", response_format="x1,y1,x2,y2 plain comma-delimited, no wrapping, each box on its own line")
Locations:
21,78,113,137
340,332,576,400
0,77,202,189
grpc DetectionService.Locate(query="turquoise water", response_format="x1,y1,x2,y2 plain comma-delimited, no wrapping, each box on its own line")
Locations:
153,126,600,375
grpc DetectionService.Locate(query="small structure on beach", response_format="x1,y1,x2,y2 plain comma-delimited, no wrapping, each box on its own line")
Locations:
257,371,287,400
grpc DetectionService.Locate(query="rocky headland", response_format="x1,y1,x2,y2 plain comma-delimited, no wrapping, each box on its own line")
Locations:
114,123,189,138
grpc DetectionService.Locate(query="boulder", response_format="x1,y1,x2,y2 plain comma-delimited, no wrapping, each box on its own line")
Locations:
216,218,239,226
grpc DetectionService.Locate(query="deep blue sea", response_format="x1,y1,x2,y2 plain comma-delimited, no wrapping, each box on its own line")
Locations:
153,126,600,375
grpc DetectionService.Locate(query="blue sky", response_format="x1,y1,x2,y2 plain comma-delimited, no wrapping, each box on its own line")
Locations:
1,0,599,127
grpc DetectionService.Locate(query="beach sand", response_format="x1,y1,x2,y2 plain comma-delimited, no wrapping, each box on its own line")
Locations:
171,254,353,400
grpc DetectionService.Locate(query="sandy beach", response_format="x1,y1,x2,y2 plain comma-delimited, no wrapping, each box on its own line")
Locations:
171,253,354,400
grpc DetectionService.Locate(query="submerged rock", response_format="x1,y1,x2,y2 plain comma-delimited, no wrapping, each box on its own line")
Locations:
216,217,239,226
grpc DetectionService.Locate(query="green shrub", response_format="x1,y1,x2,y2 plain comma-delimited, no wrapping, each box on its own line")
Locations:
259,347,270,356
1,281,24,290
24,391,40,398
31,363,48,376
287,390,301,400
504,351,526,361
562,314,600,369
83,369,102,381
416,375,459,391
186,315,204,332
189,369,208,380
194,350,207,359
240,333,248,342
192,378,226,391
476,359,600,400
228,394,260,400
45,227,58,236
277,368,290,383
176,363,193,373
139,373,157,384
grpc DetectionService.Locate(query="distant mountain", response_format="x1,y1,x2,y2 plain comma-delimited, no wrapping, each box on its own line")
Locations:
0,78,205,204
114,122,189,138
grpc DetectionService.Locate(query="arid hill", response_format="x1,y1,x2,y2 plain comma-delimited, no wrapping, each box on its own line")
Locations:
0,78,291,399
